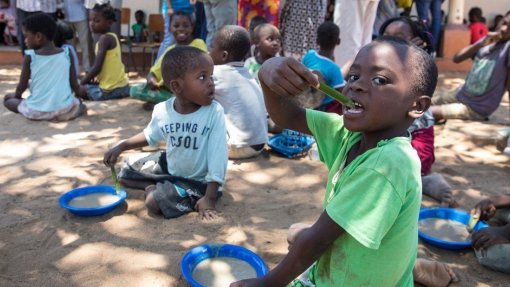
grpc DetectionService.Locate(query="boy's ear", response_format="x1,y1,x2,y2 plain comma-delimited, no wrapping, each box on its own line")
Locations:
408,95,431,119
221,50,229,62
336,38,341,45
168,78,183,94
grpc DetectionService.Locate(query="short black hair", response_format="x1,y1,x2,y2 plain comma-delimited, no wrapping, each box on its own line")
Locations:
134,10,145,18
22,13,57,41
468,7,483,19
54,21,74,47
171,11,194,25
316,21,340,50
161,46,207,82
92,3,116,22
248,16,269,40
373,36,438,98
215,25,251,61
379,16,435,55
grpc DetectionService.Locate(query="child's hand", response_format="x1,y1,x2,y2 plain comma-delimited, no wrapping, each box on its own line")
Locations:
471,198,497,221
103,145,123,167
230,278,264,287
482,32,502,45
259,57,319,98
167,7,174,17
195,197,217,220
472,226,510,254
147,76,159,90
76,85,88,99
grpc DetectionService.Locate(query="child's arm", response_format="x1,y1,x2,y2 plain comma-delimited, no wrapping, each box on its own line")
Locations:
80,33,115,85
259,57,319,134
14,55,31,98
231,211,344,287
453,32,501,63
103,132,149,167
195,181,220,220
69,54,87,99
166,0,174,16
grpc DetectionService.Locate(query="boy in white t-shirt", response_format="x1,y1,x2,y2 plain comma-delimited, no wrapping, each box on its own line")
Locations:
104,46,228,220
208,25,268,159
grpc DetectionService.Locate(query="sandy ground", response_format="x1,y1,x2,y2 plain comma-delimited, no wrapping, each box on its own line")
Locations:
0,66,509,287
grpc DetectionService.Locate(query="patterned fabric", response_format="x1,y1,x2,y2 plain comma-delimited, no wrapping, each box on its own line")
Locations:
279,0,327,60
237,0,279,28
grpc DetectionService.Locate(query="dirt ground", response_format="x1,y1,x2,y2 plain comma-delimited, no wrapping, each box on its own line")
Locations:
0,66,509,287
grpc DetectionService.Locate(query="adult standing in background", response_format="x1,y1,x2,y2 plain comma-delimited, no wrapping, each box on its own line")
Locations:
415,0,442,51
16,0,59,53
201,0,236,47
64,0,94,71
333,0,380,67
280,0,326,60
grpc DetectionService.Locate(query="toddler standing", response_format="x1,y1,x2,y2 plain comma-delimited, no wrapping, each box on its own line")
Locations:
3,13,86,121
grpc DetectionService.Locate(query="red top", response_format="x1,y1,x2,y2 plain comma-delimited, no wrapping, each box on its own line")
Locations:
469,22,489,44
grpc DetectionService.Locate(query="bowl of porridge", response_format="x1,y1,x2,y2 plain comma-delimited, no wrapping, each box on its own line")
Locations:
59,185,126,216
181,244,268,287
418,207,489,250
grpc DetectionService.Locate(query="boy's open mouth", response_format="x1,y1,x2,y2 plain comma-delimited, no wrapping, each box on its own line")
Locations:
344,100,364,114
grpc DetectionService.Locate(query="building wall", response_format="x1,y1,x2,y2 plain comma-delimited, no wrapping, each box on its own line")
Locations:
120,0,160,36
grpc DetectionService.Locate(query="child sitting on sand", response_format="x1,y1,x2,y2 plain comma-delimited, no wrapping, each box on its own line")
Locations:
3,13,86,121
104,46,227,220
431,11,510,122
301,21,345,114
80,3,130,101
244,23,281,83
471,194,510,274
208,25,268,159
130,11,207,107
232,36,436,286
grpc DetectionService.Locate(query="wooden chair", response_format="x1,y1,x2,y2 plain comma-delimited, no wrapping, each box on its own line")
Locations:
119,7,136,72
131,14,165,72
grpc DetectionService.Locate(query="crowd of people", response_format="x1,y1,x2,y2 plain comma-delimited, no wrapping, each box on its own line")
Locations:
2,1,510,286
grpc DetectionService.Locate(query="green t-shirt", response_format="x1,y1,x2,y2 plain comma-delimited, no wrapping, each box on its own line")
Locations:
306,109,421,287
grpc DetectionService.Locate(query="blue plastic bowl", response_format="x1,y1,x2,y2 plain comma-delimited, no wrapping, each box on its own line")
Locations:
418,207,489,250
59,185,127,216
181,244,269,287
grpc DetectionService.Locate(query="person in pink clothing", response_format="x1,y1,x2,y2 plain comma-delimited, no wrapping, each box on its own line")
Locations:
468,7,489,44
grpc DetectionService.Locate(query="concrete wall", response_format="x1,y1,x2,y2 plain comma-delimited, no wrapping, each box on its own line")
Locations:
120,0,160,36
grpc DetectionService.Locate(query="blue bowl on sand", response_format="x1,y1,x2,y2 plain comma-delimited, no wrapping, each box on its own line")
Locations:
418,207,489,250
59,185,127,216
181,244,269,287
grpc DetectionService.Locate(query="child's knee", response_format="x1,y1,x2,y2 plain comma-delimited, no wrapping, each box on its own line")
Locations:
145,190,162,215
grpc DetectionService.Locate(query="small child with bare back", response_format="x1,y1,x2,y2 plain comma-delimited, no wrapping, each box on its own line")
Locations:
104,46,227,220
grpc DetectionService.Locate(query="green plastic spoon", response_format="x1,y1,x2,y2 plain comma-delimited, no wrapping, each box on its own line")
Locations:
316,83,355,108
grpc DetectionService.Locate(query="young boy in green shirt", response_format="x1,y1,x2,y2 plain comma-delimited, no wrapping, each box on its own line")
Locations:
231,36,438,286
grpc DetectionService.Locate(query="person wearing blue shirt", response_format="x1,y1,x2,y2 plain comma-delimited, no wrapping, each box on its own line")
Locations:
302,21,345,114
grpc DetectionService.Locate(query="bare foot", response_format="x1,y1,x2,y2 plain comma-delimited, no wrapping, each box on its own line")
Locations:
413,258,458,287
422,173,457,207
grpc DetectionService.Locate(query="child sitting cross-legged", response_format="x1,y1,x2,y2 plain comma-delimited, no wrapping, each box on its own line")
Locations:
80,3,130,101
3,13,86,121
231,36,437,286
104,46,227,220
208,25,268,159
130,11,207,108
